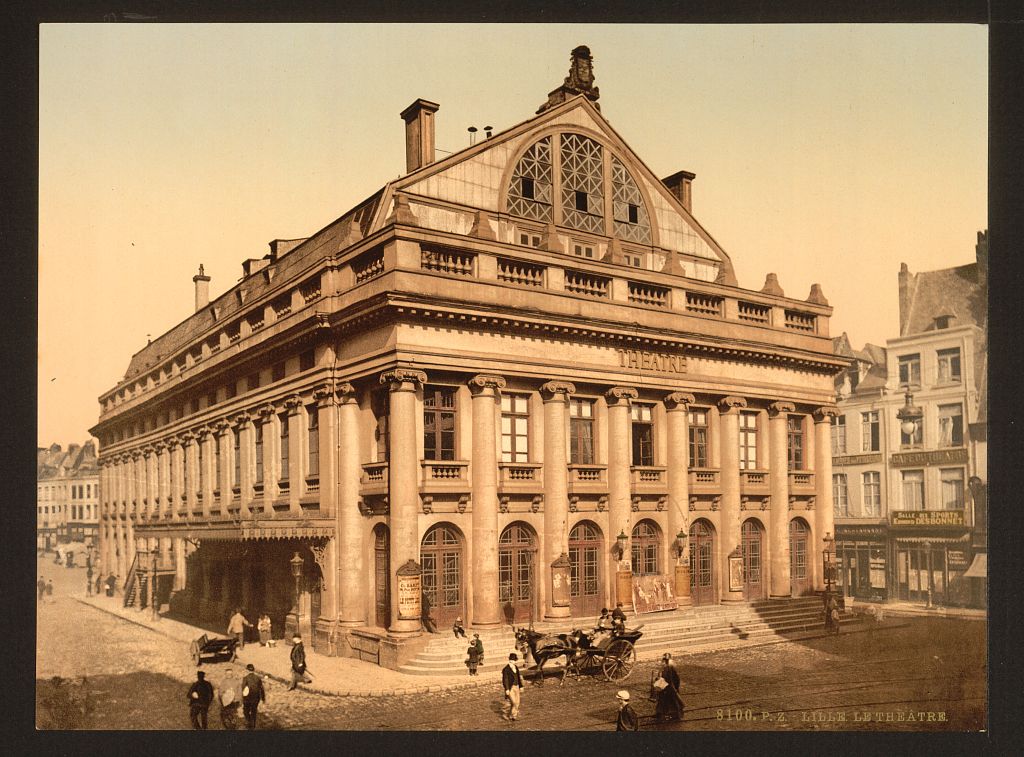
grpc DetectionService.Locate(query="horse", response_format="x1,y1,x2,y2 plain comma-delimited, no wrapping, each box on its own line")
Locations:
513,626,587,686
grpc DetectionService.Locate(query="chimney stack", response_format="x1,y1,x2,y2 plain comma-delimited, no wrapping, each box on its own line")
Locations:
975,229,988,290
400,98,441,174
193,263,211,312
662,170,696,213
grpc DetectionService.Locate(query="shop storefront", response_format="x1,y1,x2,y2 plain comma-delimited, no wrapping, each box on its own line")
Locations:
889,509,972,607
835,525,888,601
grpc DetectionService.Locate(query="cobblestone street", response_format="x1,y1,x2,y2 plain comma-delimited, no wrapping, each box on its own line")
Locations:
36,556,985,731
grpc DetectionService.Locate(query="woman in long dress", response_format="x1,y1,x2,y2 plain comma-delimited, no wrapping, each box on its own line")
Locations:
654,653,684,722
257,612,272,646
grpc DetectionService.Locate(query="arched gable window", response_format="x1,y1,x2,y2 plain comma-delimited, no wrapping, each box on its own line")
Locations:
612,156,651,244
559,133,605,233
507,136,553,223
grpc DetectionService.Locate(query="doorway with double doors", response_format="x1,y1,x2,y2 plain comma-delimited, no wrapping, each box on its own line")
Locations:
499,522,537,625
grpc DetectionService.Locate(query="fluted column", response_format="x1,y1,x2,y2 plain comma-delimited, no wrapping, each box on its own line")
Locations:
768,402,795,598
125,452,137,522
234,412,252,516
145,446,158,520
215,420,232,512
285,394,304,513
814,406,840,591
313,385,337,516
665,392,695,604
99,461,112,575
257,404,276,513
170,437,184,520
173,536,186,591
199,426,215,518
718,396,746,603
469,374,506,627
184,431,199,516
336,383,366,627
156,442,170,519
606,386,638,610
382,368,427,635
541,380,575,620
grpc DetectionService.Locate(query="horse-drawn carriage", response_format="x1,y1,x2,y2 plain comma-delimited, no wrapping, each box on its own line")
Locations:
514,624,643,685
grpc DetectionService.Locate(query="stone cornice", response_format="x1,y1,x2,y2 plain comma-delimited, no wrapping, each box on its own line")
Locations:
717,396,748,413
768,401,796,417
468,374,507,394
813,405,841,423
540,380,576,401
380,368,428,389
604,386,639,406
664,392,696,411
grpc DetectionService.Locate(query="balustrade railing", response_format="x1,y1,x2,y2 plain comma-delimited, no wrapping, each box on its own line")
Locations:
498,257,545,287
565,269,610,298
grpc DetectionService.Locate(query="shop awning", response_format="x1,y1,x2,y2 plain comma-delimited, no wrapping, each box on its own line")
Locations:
963,552,987,578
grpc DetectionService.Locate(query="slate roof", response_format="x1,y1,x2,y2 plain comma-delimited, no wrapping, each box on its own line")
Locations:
37,440,98,481
901,263,986,337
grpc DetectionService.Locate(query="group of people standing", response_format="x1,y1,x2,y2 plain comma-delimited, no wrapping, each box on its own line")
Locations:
186,664,266,730
227,608,276,648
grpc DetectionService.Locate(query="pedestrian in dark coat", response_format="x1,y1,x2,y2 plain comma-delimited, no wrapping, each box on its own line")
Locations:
421,592,438,633
37,576,46,601
611,602,626,632
45,579,54,600
105,573,116,597
473,633,484,666
501,653,523,721
186,671,214,729
287,635,311,690
95,574,103,596
653,653,684,722
86,568,93,596
615,689,639,731
466,643,480,676
241,663,266,729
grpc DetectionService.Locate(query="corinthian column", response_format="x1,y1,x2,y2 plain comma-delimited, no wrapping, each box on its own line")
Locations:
336,383,366,627
540,380,575,620
144,446,157,520
768,401,795,598
718,396,746,604
606,386,638,610
814,406,840,591
469,374,506,628
665,392,695,604
382,368,427,636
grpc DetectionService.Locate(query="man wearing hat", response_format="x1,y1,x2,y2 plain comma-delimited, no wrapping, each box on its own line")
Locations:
615,689,639,731
473,632,484,666
241,663,266,729
186,670,213,729
501,653,524,722
287,634,312,691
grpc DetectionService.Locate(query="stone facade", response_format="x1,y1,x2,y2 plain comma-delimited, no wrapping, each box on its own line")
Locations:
37,441,99,553
92,50,845,666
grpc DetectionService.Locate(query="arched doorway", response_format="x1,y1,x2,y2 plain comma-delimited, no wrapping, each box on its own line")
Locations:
689,519,717,606
569,521,603,617
499,522,537,624
373,524,390,628
631,519,662,576
741,519,766,601
420,523,465,627
789,518,813,596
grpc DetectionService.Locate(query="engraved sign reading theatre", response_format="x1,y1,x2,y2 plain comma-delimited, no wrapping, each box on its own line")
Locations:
617,348,686,374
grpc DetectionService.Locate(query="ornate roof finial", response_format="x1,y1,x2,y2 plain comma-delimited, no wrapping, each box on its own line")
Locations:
537,45,601,114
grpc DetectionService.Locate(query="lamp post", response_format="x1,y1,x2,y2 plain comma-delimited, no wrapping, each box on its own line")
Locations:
822,532,835,594
923,541,933,609
897,390,923,443
136,547,149,612
289,550,304,616
615,530,629,561
151,549,161,621
675,529,688,560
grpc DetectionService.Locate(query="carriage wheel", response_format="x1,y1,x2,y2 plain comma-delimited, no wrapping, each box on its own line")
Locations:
602,640,636,682
189,641,201,666
577,653,600,677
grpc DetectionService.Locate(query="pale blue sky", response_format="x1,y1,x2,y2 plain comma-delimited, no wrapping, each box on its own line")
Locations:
38,23,987,445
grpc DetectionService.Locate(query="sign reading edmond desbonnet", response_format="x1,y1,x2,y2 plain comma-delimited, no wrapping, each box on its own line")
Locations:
617,348,686,374
890,510,966,527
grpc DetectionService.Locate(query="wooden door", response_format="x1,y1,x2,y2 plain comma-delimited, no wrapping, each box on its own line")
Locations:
374,525,390,628
741,519,766,601
499,523,536,624
420,524,464,627
569,522,603,617
689,520,716,606
789,518,813,596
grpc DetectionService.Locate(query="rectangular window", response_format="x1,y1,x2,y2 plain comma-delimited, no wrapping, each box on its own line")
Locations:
900,412,923,447
787,416,804,470
501,394,530,463
272,362,286,382
833,474,849,517
307,405,319,477
941,468,965,510
214,441,222,491
861,411,880,452
898,354,921,387
254,424,264,484
573,242,595,259
521,176,535,199
902,470,925,510
574,190,588,212
862,471,881,516
739,411,758,470
569,398,595,465
247,372,260,392
631,404,654,467
232,429,241,488
937,348,962,383
190,398,200,414
279,413,290,481
373,389,389,463
518,231,541,248
831,415,847,455
688,409,709,468
938,404,964,447
300,349,315,371
624,253,642,267
196,443,203,493
207,391,217,408
423,386,456,461
225,382,237,400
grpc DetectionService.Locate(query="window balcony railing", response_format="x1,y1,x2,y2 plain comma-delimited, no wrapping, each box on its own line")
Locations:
567,463,608,494
360,462,389,496
499,462,544,490
498,258,545,287
420,461,470,492
688,468,721,489
740,470,769,488
631,466,667,487
788,471,815,490
278,479,290,494
305,477,320,494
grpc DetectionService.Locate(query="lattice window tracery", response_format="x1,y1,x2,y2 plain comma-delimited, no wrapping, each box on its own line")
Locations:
559,133,605,234
612,157,651,244
507,136,553,223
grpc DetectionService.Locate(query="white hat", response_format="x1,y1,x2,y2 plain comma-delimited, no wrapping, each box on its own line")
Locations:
616,690,630,701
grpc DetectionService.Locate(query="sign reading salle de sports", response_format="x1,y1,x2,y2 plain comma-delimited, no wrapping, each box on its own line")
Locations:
889,510,965,527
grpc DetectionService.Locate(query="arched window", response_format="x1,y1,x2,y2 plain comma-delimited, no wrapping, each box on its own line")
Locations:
507,136,553,223
631,519,661,576
611,156,651,244
560,133,605,233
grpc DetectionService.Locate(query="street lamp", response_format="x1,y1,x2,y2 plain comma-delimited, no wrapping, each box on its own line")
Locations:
822,532,836,594
897,389,923,440
674,529,688,559
151,549,161,621
289,551,304,615
614,530,629,560
923,540,933,610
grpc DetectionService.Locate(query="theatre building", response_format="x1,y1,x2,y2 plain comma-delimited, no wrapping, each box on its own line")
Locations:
92,47,845,667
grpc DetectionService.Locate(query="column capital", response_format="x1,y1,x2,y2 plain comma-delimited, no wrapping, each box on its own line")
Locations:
154,440,169,453
313,383,334,405
717,395,748,414
256,403,276,419
605,386,639,406
540,380,576,401
335,382,358,403
468,374,507,394
284,393,304,414
167,435,184,450
180,430,198,445
141,445,156,457
813,405,841,423
380,368,427,390
130,448,143,460
768,401,796,417
213,418,232,436
233,411,252,428
664,391,696,411
195,424,214,440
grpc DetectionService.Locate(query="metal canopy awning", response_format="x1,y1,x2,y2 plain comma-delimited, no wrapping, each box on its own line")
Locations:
963,552,987,578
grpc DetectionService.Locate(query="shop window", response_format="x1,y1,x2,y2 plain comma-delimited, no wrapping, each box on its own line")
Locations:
501,394,530,463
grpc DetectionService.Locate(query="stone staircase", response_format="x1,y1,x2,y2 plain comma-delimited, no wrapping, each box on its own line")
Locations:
396,597,861,676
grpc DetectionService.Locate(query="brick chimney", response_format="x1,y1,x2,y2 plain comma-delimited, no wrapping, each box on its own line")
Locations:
898,262,914,336
975,229,988,290
400,99,440,174
193,264,211,312
662,170,696,213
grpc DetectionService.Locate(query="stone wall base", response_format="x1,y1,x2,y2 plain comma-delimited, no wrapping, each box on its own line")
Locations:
307,625,429,670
